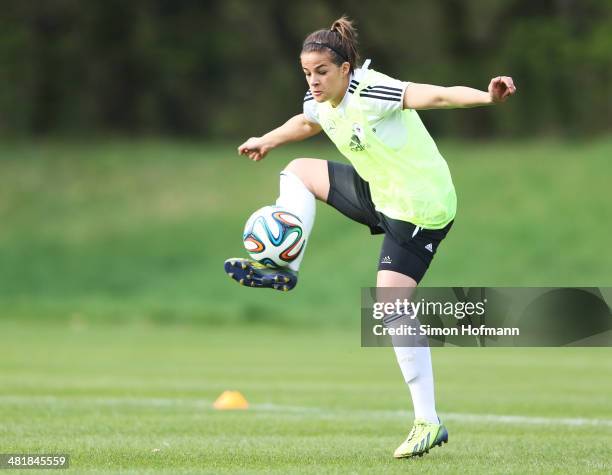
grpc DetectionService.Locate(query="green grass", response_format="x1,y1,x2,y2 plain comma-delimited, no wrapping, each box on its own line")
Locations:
0,138,611,325
1,321,611,473
0,138,611,472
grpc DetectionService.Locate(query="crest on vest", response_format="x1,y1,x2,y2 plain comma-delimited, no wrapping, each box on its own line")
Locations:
324,119,337,136
349,122,366,152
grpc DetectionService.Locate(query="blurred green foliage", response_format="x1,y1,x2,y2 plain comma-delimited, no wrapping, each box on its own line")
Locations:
0,0,611,138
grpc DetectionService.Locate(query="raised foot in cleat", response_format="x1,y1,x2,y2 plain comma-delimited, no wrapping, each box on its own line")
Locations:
224,258,297,291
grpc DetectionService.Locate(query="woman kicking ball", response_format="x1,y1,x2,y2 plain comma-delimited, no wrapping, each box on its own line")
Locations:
224,16,515,458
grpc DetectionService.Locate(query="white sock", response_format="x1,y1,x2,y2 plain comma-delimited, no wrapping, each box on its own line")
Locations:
383,312,439,424
394,346,439,424
274,170,315,272
407,347,439,423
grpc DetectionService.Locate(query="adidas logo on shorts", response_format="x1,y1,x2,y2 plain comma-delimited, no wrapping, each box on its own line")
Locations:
380,255,392,264
425,243,434,253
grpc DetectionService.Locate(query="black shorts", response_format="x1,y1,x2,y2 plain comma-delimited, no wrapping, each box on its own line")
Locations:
326,161,454,283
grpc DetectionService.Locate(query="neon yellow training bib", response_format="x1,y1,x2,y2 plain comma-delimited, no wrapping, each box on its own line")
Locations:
316,68,457,229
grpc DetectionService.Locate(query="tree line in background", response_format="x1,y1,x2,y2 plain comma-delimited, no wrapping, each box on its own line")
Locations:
1,0,610,139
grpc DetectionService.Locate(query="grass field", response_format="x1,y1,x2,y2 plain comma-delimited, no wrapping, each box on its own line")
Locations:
1,138,611,325
1,139,611,473
1,322,611,473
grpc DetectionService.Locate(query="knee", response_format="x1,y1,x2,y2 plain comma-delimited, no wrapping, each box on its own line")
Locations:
282,158,329,201
284,158,314,189
284,158,311,179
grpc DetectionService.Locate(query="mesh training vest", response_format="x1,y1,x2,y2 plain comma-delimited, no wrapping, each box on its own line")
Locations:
316,65,457,229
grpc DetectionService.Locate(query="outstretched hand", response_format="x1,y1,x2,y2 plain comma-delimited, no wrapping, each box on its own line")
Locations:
237,137,272,162
488,76,516,103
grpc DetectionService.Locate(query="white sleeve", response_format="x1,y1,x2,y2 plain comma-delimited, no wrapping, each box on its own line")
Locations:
302,91,320,124
359,72,408,119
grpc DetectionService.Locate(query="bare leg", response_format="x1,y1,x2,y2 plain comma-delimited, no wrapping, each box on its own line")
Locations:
283,158,330,202
377,270,418,289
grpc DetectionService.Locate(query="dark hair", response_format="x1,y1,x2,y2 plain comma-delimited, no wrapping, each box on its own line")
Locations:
301,16,360,73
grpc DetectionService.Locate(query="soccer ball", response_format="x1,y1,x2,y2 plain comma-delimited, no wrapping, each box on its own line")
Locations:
243,206,305,268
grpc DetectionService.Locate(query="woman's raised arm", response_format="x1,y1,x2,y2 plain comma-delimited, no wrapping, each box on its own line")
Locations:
403,76,516,110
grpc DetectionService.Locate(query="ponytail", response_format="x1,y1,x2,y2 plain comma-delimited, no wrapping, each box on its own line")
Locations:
302,15,360,73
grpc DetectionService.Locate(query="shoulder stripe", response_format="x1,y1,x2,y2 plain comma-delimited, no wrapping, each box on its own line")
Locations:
348,79,359,94
304,90,313,103
361,88,402,98
359,92,401,102
362,89,402,98
363,85,403,93
303,96,314,102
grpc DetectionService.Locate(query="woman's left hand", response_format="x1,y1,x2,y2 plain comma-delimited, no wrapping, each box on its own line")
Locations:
488,76,516,103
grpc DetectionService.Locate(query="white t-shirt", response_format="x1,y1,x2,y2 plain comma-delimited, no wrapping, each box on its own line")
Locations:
303,63,411,149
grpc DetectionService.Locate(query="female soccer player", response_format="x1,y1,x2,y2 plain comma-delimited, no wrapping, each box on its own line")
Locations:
224,16,516,458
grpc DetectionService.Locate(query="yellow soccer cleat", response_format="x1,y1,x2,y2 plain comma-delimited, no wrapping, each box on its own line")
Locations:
393,419,448,458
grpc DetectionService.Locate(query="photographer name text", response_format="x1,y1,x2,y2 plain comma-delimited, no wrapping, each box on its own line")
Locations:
372,324,519,337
